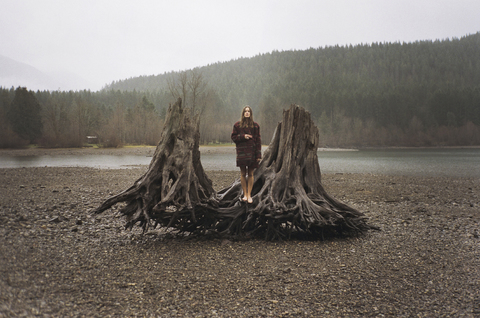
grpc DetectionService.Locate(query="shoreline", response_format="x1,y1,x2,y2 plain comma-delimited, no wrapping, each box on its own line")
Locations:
1,144,479,157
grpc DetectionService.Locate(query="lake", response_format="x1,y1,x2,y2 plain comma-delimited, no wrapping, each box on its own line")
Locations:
0,148,479,178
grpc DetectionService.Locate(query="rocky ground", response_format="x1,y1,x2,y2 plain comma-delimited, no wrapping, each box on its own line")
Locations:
0,148,479,317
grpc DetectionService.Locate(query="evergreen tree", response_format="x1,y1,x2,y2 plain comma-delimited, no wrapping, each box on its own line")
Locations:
2,33,479,148
7,87,43,143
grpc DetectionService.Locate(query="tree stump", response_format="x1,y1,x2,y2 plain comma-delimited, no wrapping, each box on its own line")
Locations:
94,102,375,240
214,104,373,240
93,98,217,233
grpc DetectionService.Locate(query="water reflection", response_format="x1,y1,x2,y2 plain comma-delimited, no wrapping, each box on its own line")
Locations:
0,148,479,178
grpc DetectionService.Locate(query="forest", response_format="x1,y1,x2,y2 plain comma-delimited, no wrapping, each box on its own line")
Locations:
1,32,479,148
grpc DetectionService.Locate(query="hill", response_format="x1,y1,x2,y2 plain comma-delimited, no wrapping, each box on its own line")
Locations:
0,55,93,91
0,55,58,91
1,34,479,148
104,33,480,146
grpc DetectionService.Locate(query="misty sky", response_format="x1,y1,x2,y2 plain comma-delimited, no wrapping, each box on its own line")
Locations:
1,0,479,90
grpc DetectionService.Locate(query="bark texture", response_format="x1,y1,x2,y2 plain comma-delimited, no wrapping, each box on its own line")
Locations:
215,104,373,240
93,98,217,233
94,102,374,240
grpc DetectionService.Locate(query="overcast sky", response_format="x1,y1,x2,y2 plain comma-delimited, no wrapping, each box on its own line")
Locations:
1,0,479,90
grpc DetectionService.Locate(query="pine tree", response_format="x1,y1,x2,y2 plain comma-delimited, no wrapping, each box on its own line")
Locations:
8,87,43,143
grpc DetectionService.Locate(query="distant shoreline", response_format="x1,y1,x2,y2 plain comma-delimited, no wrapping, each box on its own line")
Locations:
0,144,478,157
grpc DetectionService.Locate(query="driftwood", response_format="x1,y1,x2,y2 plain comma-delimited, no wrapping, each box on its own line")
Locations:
93,100,375,240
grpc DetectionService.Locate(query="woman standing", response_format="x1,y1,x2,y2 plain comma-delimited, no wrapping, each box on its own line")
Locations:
231,106,262,203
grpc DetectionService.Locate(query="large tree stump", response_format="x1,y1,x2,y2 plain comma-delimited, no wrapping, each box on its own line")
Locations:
93,98,217,233
94,102,374,240
214,104,373,240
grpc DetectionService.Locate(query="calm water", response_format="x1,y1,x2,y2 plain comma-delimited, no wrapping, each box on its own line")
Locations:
0,148,479,178
316,148,480,178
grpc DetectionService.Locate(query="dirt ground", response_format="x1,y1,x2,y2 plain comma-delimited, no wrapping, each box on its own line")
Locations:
0,147,479,317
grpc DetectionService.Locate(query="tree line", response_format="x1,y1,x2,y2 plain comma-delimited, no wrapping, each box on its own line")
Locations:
0,87,168,148
0,71,233,148
108,32,480,147
1,33,479,148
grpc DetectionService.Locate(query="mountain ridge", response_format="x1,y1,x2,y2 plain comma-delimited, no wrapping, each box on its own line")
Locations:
0,55,94,91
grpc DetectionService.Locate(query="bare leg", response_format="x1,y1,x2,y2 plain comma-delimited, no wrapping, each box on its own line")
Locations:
240,166,248,201
247,168,255,203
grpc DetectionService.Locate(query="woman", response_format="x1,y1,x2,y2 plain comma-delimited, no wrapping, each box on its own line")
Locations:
231,106,262,203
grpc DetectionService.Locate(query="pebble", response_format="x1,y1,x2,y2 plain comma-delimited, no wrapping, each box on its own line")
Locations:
0,166,478,317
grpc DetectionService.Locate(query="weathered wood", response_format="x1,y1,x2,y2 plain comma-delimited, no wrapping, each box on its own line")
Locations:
93,98,217,233
94,102,375,240
213,104,373,240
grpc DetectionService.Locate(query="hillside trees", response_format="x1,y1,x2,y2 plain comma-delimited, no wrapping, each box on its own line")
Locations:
72,97,100,147
98,102,126,147
41,93,71,147
124,96,163,145
167,69,235,144
1,33,480,148
105,33,480,147
0,87,27,148
167,69,207,113
198,88,233,144
7,87,43,143
0,88,169,148
257,94,283,143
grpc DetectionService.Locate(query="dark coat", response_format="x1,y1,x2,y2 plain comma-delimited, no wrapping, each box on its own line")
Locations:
231,121,262,168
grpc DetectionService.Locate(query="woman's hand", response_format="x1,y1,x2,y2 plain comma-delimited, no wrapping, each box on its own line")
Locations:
245,134,253,140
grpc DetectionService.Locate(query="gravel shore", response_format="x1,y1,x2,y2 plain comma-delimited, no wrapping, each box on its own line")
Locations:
0,149,479,317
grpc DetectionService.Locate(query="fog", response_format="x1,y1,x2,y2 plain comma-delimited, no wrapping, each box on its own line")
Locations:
1,0,479,91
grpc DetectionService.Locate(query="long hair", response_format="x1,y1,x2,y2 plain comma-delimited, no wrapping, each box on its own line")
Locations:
240,106,254,128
